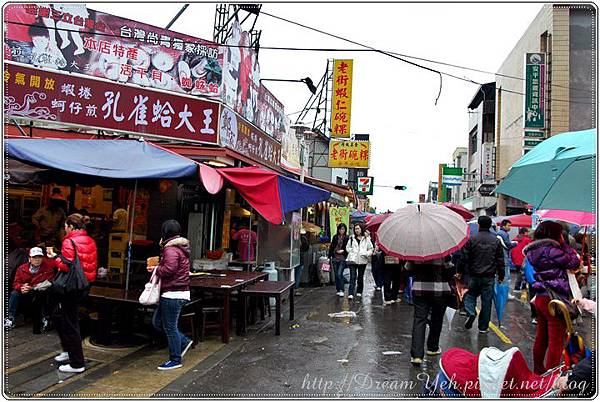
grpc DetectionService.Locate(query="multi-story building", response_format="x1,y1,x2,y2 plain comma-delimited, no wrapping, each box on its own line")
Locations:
495,4,596,214
462,82,498,216
450,147,469,205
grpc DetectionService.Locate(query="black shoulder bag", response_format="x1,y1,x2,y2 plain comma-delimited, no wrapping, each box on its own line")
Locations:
53,240,90,298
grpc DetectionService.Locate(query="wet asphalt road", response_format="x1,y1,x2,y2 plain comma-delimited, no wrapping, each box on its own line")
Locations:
172,271,593,398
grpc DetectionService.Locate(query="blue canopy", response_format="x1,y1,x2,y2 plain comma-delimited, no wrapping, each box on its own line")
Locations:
6,139,199,179
278,175,331,216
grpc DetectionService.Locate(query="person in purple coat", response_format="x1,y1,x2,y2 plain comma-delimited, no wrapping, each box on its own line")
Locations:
524,221,581,374
147,220,193,371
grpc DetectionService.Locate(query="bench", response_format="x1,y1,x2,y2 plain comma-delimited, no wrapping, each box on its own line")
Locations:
240,281,294,335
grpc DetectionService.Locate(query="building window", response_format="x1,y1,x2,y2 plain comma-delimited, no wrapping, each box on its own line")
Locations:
336,176,342,185
469,127,478,154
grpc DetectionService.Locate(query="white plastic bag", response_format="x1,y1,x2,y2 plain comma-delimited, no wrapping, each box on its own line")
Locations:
139,268,161,305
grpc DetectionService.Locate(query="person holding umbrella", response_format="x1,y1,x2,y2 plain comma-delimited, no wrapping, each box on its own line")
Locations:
523,221,581,374
462,215,505,334
407,257,455,364
376,203,470,365
511,227,532,293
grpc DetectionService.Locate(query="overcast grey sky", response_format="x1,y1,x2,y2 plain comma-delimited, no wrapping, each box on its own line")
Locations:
92,2,543,212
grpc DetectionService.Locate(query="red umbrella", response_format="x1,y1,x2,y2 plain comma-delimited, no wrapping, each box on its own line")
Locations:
365,213,392,232
441,202,475,220
493,214,532,228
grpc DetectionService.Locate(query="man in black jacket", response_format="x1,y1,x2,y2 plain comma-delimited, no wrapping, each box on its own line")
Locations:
461,215,505,333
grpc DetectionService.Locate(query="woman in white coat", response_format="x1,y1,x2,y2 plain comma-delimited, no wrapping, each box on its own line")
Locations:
346,223,374,299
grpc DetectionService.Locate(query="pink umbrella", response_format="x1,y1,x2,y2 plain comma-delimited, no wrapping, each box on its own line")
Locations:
441,202,475,220
538,209,596,226
365,213,392,244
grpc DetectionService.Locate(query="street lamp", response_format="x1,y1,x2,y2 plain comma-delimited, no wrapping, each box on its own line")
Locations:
260,77,318,94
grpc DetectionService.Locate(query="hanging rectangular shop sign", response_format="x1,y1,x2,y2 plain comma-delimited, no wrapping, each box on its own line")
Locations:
330,59,353,138
523,53,546,129
524,130,545,138
4,4,222,98
4,62,220,143
524,139,543,148
356,177,374,196
442,166,464,186
328,140,369,168
329,207,350,237
481,143,495,182
218,106,282,170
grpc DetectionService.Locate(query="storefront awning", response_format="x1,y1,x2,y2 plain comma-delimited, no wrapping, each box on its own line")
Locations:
6,138,200,179
217,167,331,225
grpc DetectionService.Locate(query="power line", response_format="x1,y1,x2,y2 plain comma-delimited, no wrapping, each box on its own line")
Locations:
258,11,595,104
5,19,594,104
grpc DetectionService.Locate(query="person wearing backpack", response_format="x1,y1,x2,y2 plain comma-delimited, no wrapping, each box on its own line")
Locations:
345,223,374,299
47,213,97,374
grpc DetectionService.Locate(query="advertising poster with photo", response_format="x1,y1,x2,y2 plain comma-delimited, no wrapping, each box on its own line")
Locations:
4,3,222,97
280,117,301,173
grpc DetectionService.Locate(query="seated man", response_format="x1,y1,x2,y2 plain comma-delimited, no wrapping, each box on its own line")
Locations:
5,247,55,333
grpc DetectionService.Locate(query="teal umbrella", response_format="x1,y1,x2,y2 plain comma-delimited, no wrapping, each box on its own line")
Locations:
495,129,596,212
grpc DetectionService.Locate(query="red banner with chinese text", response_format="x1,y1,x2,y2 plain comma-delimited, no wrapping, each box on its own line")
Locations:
4,62,219,143
219,106,282,169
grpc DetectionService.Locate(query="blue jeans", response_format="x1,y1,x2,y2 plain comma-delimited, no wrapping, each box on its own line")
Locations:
371,259,384,288
294,265,304,289
463,277,495,331
332,259,346,292
152,297,191,364
348,264,366,296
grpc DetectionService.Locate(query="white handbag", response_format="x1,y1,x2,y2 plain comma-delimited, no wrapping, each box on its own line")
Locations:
139,268,161,305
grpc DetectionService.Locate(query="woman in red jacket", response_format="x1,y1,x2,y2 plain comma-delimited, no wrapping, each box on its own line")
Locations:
48,213,97,374
147,220,192,371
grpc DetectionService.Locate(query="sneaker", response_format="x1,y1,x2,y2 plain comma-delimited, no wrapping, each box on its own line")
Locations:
348,295,354,299
426,348,442,356
58,364,85,373
531,318,537,325
4,317,15,330
356,293,362,297
396,298,402,303
54,352,69,363
464,315,476,329
157,360,183,371
375,287,381,291
410,357,423,365
337,292,344,297
40,317,50,332
181,339,193,358
384,300,393,305
508,294,516,300
478,329,489,334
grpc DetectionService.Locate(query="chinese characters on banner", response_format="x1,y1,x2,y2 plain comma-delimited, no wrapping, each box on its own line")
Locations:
524,53,546,129
4,4,222,97
329,207,350,238
4,62,219,143
330,59,353,138
218,107,282,170
328,140,370,168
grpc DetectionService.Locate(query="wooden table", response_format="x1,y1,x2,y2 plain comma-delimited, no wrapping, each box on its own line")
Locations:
240,281,294,336
189,270,268,343
88,286,144,346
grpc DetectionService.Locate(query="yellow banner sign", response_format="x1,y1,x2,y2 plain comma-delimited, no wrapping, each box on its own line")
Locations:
328,140,370,168
330,59,353,138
